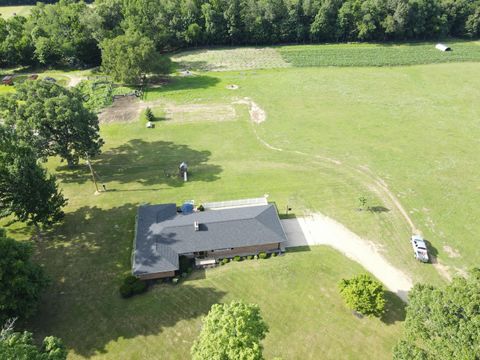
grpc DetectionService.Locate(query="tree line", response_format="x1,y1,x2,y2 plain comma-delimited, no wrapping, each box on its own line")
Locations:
1,0,480,71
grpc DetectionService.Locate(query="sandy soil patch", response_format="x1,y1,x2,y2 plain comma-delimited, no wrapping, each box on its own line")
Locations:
99,97,238,124
234,97,266,123
98,96,143,123
443,245,461,258
282,214,413,302
172,47,290,72
164,103,236,123
66,74,87,87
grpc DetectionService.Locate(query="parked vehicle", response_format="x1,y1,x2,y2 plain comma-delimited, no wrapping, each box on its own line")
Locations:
411,234,429,263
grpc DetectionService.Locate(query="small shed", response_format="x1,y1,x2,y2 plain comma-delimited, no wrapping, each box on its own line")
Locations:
2,75,14,85
436,43,451,52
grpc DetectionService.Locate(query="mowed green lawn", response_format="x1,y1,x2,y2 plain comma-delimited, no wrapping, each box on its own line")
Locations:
31,246,404,360
11,76,414,359
4,43,479,358
0,5,32,18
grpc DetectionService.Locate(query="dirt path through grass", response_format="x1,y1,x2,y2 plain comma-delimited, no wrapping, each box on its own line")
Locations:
282,215,413,302
247,100,451,282
66,74,87,87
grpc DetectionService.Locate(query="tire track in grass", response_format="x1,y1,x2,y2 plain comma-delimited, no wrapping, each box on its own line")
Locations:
246,101,451,283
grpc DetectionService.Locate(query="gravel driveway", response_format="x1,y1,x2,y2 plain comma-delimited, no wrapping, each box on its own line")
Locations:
282,214,413,302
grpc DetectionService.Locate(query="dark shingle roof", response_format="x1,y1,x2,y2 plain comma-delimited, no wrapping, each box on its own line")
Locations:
132,203,286,276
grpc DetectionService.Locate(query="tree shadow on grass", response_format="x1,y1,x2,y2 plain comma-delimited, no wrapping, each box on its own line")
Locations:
146,74,220,96
367,206,390,213
56,139,222,187
27,204,226,357
381,291,407,325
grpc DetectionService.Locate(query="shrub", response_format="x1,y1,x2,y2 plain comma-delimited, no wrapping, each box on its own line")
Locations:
119,283,133,298
247,255,254,260
119,275,147,298
233,256,241,262
197,205,205,212
258,252,268,259
123,275,138,285
145,107,154,122
338,274,385,317
179,256,194,273
220,258,229,265
272,252,277,257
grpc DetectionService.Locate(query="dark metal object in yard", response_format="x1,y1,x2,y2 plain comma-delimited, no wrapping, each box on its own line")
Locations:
179,162,188,181
2,75,14,85
353,311,364,319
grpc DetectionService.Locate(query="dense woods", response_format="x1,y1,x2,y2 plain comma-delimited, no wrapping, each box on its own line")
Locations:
0,0,479,69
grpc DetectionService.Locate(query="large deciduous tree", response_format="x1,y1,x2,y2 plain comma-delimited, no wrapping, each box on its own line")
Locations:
393,269,480,359
100,32,170,84
191,301,269,360
338,273,385,317
0,16,34,67
0,80,103,167
0,229,49,323
26,0,99,65
0,322,67,360
0,127,67,229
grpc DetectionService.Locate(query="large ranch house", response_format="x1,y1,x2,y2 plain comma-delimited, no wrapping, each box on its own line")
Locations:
132,199,287,280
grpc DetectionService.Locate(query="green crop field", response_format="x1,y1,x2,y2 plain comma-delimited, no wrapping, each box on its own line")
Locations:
278,41,480,67
0,5,32,18
3,42,479,358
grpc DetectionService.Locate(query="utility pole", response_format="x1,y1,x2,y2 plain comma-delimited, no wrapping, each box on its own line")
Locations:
85,153,100,194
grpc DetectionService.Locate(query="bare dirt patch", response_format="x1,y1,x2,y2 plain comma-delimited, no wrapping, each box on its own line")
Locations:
443,245,461,258
234,97,266,123
98,96,144,123
66,74,87,87
164,103,237,123
172,47,290,72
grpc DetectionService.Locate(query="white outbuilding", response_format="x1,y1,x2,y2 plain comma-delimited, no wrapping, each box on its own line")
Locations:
436,43,451,52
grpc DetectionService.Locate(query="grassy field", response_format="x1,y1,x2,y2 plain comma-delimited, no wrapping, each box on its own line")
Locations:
0,5,32,18
2,42,479,358
28,245,404,360
172,40,480,71
3,73,415,358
